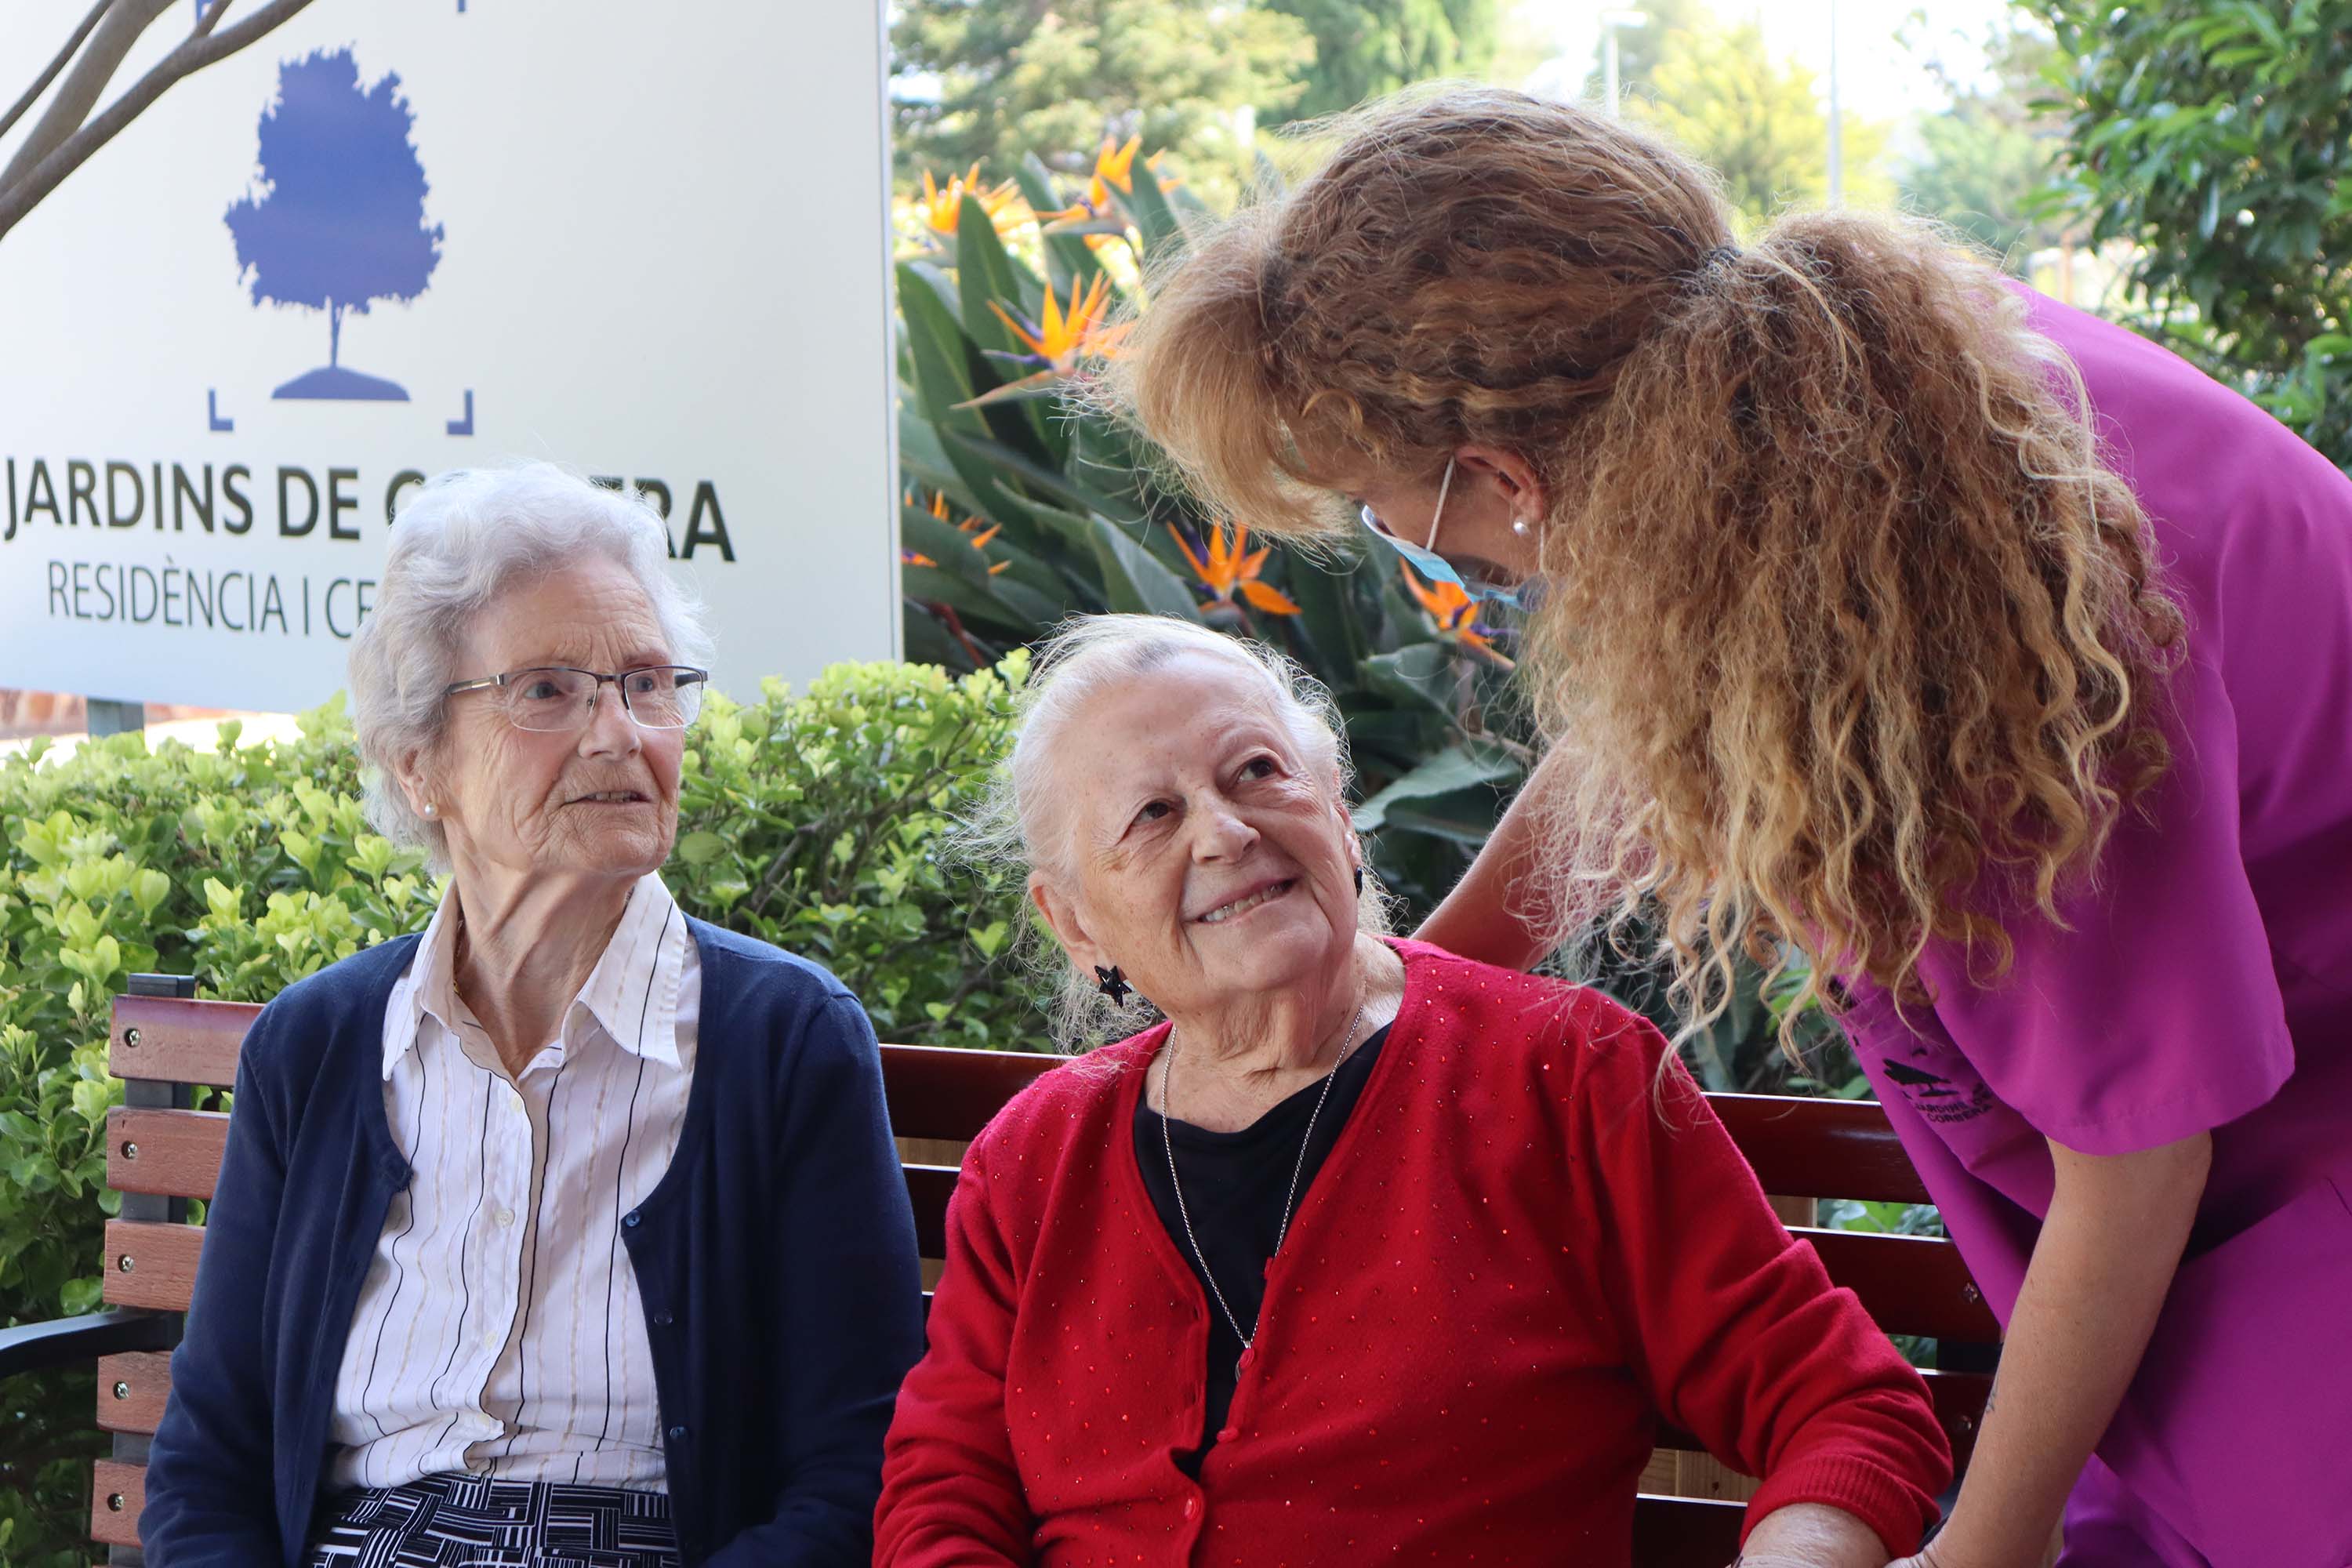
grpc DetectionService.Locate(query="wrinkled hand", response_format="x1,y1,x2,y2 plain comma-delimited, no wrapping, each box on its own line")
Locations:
1733,1503,1895,1568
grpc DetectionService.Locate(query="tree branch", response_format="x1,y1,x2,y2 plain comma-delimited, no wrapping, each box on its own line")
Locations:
0,0,116,150
0,0,170,195
0,0,315,244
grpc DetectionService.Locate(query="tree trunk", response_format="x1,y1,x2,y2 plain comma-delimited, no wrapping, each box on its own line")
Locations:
0,0,176,198
328,301,341,367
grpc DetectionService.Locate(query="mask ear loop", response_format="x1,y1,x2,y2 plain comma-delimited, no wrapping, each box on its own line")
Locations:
1422,457,1457,552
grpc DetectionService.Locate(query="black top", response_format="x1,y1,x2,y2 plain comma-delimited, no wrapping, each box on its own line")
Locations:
1133,1025,1391,1474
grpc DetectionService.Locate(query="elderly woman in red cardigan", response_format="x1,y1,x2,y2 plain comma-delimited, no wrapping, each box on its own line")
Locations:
876,614,1951,1567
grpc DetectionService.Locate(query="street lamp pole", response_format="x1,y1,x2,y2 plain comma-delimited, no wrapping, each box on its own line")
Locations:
1599,9,1648,118
1826,0,1844,205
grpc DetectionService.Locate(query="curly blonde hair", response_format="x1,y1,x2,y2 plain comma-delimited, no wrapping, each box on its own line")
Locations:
1106,85,2183,1036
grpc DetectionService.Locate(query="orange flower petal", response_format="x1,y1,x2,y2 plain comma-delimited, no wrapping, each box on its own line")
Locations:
1168,523,1214,585
1240,580,1301,615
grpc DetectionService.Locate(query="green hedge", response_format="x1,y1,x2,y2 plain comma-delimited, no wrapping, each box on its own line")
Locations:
0,656,1037,1566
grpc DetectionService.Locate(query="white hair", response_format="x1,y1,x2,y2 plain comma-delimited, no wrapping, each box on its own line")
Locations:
967,613,1388,1047
347,462,713,869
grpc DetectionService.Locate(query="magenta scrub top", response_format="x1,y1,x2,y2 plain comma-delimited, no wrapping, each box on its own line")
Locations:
1839,286,2352,1568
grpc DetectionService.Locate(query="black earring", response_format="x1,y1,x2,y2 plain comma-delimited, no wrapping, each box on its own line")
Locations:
1093,964,1133,1007
1352,864,1366,895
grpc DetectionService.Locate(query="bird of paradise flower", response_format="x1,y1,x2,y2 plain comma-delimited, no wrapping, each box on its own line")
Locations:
904,488,1012,575
1036,134,1181,263
1401,563,1514,667
1171,521,1301,617
958,273,1131,408
907,163,1033,239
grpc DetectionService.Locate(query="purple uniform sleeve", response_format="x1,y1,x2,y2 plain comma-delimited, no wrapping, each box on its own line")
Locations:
1915,651,2295,1156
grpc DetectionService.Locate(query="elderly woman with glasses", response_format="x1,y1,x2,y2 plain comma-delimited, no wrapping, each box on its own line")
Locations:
143,464,924,1568
874,613,1951,1568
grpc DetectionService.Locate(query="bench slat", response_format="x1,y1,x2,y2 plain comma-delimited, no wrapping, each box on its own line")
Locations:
906,1164,959,1258
107,1109,229,1201
103,1008,1939,1205
898,1168,1994,1343
92,1458,145,1547
101,1221,203,1313
91,1087,1950,1220
1924,1366,1991,1471
87,1457,1749,1564
880,1044,1057,1142
1795,1227,1999,1342
111,994,254,1087
1708,1094,1929,1205
97,1352,176,1436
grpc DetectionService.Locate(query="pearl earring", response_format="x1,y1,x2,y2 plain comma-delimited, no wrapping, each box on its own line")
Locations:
420,802,437,818
1512,517,1531,537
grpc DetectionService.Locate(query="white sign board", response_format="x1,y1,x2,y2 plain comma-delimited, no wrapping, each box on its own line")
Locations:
0,1,900,710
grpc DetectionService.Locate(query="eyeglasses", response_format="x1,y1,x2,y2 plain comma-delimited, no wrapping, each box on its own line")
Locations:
442,665,709,731
1357,458,1541,612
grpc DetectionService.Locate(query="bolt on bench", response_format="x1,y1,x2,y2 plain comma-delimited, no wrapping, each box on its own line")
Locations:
0,975,1998,1565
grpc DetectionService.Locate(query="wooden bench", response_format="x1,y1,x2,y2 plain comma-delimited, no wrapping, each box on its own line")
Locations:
0,976,1997,1565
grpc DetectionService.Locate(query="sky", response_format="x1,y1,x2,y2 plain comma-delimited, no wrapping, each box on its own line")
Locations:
1514,0,2031,121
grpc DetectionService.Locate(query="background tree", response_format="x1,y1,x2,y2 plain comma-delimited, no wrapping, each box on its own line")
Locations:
2036,0,2352,468
1631,16,1891,223
1607,0,1714,92
0,0,319,245
1896,16,2071,271
891,0,1313,194
1259,0,1498,122
225,45,442,401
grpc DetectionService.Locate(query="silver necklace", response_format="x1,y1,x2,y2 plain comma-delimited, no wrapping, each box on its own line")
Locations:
1158,998,1369,1360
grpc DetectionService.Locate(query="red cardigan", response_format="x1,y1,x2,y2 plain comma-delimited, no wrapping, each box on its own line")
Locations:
877,941,1950,1566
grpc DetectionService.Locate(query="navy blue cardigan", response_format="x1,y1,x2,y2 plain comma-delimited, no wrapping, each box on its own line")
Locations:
142,919,926,1568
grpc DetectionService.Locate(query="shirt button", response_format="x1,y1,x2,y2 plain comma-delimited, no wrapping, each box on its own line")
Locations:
666,1425,688,1441
623,1210,642,1229
1181,1496,1198,1520
494,1208,516,1228
652,1309,673,1327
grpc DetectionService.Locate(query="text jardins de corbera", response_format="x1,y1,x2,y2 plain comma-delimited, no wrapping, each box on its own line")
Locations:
5,456,737,640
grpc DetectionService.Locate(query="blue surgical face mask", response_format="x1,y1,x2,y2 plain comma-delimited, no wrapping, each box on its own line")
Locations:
1357,458,1545,613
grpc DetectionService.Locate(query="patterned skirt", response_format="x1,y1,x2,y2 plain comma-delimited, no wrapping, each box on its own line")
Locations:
304,1473,679,1568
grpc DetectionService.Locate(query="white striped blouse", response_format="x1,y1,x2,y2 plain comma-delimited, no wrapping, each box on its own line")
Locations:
325,873,699,1491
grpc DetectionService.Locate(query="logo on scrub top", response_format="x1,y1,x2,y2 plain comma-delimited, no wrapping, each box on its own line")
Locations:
1881,1060,1994,1126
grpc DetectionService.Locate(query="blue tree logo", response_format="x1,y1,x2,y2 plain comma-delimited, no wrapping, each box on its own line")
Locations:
225,48,443,401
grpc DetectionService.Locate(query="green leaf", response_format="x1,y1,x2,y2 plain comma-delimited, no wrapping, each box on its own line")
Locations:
956,194,1036,358
1353,745,1525,833
1359,643,1459,718
677,831,728,866
1090,517,1202,621
70,1077,114,1128
1121,158,1186,270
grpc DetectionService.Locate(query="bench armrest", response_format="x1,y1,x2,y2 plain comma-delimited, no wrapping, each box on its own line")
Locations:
0,1309,178,1380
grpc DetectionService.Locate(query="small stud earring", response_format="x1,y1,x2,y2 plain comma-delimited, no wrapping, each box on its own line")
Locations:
420,802,437,818
1093,965,1134,1007
1512,517,1531,537
1352,864,1366,895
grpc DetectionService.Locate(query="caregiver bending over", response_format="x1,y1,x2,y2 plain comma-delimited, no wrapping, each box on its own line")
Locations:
143,464,924,1567
874,615,1949,1567
1112,86,2352,1568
